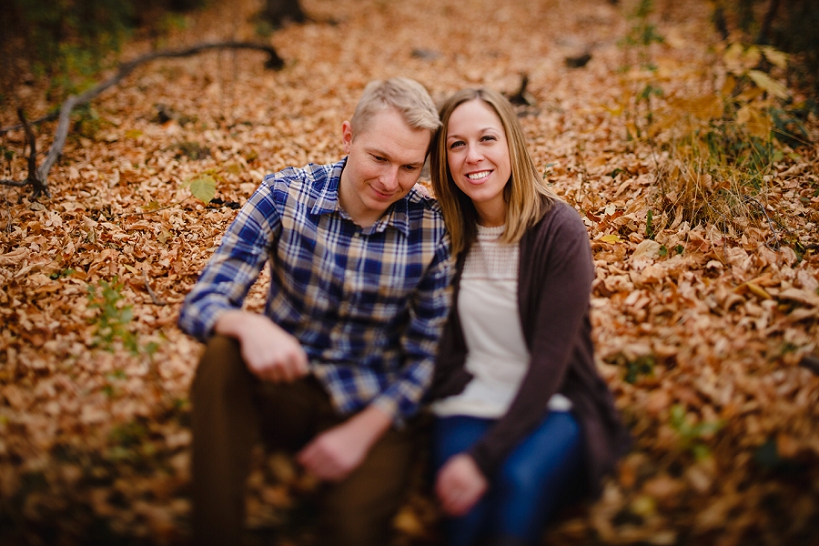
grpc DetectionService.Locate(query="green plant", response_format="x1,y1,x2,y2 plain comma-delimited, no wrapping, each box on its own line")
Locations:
72,104,113,139
669,404,724,460
646,209,655,239
644,42,804,232
86,277,138,354
175,141,211,160
616,0,665,141
605,352,656,384
621,0,665,71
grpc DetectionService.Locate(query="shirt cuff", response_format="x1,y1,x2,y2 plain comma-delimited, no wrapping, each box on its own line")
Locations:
370,395,407,429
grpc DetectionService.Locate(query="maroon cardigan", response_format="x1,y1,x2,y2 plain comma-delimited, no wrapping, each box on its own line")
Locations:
428,200,630,498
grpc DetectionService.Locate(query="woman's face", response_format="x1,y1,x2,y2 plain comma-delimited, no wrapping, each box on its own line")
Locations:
445,99,511,226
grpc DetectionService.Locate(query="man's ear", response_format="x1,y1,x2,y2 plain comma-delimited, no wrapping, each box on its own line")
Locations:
341,121,353,154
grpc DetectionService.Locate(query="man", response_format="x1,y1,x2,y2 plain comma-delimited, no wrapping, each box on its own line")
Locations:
178,77,453,546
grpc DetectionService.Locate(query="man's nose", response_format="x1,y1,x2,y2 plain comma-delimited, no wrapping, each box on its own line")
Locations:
382,166,400,189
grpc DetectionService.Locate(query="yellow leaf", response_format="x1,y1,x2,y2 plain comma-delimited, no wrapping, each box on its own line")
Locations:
157,229,172,244
736,104,772,139
125,129,143,139
744,46,762,69
723,43,745,72
759,46,788,69
747,70,789,99
721,74,736,96
746,282,772,300
188,174,217,204
225,163,243,175
601,234,621,244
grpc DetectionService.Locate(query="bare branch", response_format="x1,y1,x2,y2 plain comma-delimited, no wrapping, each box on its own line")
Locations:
0,40,284,197
0,179,31,188
19,109,37,177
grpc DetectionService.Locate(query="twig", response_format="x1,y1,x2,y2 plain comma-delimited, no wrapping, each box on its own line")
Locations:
743,195,781,250
143,271,167,306
0,41,284,197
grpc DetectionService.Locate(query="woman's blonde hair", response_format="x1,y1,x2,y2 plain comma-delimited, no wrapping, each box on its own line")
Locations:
430,88,557,255
351,77,441,137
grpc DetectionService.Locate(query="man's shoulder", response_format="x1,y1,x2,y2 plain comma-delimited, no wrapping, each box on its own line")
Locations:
403,185,445,217
261,161,341,207
264,162,336,188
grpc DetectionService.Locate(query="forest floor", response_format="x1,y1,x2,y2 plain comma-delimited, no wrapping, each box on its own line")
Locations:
1,0,818,544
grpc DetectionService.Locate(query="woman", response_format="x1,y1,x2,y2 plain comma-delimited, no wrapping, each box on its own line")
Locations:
427,88,630,546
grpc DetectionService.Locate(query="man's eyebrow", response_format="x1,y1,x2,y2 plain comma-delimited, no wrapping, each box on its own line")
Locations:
367,146,424,167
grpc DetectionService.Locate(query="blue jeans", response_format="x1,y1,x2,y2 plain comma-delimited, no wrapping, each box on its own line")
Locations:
433,412,585,546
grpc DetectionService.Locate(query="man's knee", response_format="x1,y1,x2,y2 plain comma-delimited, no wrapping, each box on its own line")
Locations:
192,335,251,400
319,428,415,546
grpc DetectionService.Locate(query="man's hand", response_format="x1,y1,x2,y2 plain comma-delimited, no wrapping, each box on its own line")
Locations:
297,405,392,482
215,310,308,382
435,453,488,516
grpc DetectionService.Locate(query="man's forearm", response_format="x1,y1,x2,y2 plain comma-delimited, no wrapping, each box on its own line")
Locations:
345,404,394,448
296,404,394,481
214,309,254,340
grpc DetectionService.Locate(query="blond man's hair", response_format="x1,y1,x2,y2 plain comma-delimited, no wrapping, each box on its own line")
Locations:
430,88,558,256
350,77,441,138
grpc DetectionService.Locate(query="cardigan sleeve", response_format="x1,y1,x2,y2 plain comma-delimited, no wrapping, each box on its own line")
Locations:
468,203,596,478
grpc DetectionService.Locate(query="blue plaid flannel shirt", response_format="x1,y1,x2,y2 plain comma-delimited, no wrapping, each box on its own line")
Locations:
178,159,454,423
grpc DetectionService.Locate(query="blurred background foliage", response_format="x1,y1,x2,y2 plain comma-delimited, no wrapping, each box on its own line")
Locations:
714,0,819,93
0,0,209,104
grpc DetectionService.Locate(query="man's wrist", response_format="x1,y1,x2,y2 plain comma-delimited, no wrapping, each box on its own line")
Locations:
345,405,393,449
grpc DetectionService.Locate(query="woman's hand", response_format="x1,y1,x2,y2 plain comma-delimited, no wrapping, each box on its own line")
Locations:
435,453,488,516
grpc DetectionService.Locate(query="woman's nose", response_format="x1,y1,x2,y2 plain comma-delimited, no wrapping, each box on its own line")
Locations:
466,145,483,163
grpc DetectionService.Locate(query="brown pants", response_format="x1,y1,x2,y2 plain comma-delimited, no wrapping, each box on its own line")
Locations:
190,335,416,546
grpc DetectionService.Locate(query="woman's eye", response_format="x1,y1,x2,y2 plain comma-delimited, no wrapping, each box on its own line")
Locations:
481,135,497,142
449,141,464,150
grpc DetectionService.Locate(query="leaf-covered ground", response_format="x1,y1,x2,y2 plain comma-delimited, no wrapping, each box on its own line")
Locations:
1,0,818,544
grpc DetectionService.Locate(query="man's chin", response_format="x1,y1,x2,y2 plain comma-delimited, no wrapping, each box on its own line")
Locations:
367,193,403,209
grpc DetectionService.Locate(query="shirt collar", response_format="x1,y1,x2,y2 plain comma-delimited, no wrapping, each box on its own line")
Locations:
310,157,411,237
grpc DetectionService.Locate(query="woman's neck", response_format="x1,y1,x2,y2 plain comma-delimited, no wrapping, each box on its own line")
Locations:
475,200,507,228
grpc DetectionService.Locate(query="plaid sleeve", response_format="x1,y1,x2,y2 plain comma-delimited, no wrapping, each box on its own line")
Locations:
371,233,455,423
177,179,282,341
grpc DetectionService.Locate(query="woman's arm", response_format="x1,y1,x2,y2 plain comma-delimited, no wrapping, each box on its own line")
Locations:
468,204,595,478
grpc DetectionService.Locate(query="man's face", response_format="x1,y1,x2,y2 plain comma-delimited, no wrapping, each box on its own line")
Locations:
338,108,431,227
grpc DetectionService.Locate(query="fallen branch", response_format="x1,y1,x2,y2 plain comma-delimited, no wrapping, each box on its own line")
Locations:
143,271,167,306
0,41,284,197
0,109,50,197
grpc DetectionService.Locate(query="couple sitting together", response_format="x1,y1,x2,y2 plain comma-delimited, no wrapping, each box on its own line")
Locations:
178,77,630,546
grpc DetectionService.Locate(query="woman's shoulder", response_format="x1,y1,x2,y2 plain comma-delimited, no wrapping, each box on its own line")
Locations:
531,199,589,240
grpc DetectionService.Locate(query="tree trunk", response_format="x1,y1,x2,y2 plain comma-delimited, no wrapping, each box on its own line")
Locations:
263,0,307,27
